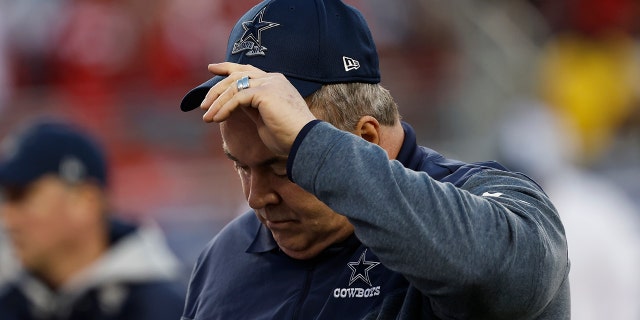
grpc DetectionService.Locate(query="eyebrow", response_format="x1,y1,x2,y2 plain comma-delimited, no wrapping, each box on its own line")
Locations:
0,185,31,202
223,149,287,167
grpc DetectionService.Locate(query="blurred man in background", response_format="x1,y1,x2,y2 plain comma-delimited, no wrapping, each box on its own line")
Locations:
0,225,19,293
0,119,185,320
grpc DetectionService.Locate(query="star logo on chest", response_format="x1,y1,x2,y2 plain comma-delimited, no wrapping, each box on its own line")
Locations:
232,7,279,56
347,249,380,286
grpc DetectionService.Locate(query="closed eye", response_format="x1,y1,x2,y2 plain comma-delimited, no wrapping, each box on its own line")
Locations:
233,162,250,175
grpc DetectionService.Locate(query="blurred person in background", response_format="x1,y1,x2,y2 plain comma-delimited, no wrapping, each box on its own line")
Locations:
535,0,640,166
178,0,569,319
0,7,8,115
0,225,19,295
0,118,185,320
528,1,640,317
499,102,640,320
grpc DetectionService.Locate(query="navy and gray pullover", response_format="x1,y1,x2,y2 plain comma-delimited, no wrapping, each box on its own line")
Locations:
0,220,186,320
182,121,570,319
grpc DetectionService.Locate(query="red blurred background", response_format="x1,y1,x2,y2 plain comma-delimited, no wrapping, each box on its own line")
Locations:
1,1,639,317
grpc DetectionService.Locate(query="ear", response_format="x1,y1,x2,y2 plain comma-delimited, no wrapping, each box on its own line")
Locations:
354,116,381,145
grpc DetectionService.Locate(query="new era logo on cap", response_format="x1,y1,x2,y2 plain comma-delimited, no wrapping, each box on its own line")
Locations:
343,56,360,71
59,156,87,184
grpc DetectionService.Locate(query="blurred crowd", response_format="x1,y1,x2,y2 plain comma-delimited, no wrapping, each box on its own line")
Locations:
0,0,639,318
0,0,256,268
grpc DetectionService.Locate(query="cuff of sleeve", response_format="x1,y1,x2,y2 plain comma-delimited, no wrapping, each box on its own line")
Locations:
287,119,323,182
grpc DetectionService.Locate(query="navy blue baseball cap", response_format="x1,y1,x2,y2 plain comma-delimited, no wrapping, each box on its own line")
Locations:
0,120,108,188
180,0,380,111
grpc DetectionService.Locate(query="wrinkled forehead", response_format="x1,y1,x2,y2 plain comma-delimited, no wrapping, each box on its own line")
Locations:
220,112,273,162
220,111,257,141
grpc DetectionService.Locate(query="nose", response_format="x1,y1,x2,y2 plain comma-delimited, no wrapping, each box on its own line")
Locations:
246,172,280,210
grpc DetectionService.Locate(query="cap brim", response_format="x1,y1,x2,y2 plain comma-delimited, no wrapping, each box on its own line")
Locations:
180,76,223,112
0,160,37,188
180,75,323,112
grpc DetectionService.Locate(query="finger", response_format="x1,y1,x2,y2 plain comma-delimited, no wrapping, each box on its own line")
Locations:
208,87,256,123
199,71,249,112
201,71,264,122
199,63,266,111
240,102,262,126
202,84,235,122
202,74,255,122
208,62,264,75
204,76,264,123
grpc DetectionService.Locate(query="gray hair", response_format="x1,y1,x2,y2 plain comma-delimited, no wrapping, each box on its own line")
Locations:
305,83,400,131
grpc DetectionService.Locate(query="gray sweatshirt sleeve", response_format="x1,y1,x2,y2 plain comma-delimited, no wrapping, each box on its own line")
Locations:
290,122,569,317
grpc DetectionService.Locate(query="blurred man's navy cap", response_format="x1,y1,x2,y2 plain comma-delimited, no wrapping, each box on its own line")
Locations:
180,0,380,111
0,120,108,188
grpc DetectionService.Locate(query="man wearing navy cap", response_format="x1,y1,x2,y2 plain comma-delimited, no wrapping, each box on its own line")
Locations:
0,119,185,320
180,0,570,319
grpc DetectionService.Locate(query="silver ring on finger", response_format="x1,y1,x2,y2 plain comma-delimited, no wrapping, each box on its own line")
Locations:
236,76,250,92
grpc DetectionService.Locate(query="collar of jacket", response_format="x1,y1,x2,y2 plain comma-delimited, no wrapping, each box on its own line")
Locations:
246,220,360,259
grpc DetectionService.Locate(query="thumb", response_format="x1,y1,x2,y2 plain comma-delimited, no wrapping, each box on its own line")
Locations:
240,106,290,156
240,105,262,127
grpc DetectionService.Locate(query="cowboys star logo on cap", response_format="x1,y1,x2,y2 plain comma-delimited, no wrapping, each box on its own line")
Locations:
232,7,279,57
59,155,86,184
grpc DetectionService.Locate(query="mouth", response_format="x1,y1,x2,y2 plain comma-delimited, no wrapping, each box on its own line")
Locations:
257,208,297,230
265,219,296,230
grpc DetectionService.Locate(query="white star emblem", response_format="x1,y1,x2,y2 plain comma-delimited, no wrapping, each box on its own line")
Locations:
347,249,380,286
232,7,279,56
